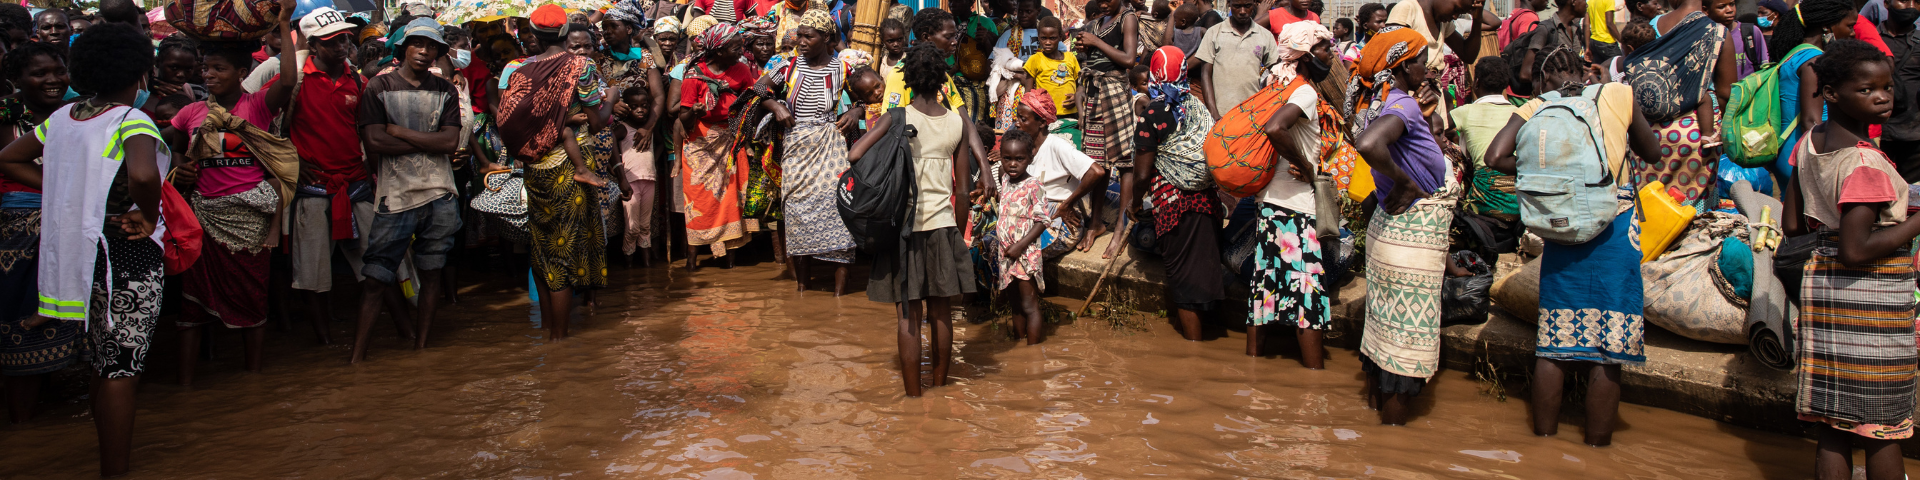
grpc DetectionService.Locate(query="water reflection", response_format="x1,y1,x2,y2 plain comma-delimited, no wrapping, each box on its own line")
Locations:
0,261,1909,478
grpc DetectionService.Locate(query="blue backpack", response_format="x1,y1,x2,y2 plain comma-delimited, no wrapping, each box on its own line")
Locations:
1515,85,1617,245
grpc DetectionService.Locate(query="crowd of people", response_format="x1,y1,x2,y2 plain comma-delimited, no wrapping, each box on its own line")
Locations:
0,0,1916,477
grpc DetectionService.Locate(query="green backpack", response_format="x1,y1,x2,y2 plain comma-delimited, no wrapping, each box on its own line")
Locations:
1723,44,1815,167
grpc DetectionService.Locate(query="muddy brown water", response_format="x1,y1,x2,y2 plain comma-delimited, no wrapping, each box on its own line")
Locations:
1,258,1912,479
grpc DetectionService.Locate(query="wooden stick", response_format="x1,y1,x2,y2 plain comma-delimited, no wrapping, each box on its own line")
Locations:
1075,254,1124,317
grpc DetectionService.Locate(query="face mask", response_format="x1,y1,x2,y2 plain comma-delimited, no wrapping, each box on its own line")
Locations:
1757,16,1774,28
1302,54,1332,82
451,49,472,68
1889,9,1920,30
134,86,149,108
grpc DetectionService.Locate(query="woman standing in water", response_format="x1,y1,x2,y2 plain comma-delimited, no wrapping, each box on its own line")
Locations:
494,5,612,341
850,43,979,398
757,11,861,295
1486,46,1663,447
0,42,72,424
676,22,754,270
1781,39,1916,480
1347,27,1455,426
0,23,166,477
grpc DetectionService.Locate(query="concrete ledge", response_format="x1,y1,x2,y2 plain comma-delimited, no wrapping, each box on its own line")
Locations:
1044,243,1839,443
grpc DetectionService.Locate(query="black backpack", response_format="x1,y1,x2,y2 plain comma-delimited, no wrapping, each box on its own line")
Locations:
837,107,919,250
1499,23,1542,97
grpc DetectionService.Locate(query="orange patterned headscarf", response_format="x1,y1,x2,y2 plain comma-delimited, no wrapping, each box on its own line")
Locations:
1341,26,1426,134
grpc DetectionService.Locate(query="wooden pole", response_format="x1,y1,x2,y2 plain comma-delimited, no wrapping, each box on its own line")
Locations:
850,0,888,57
1074,255,1124,317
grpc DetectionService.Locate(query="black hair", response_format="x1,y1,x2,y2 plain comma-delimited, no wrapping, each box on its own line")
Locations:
1038,16,1062,30
881,18,908,35
1769,0,1851,59
621,85,649,100
1553,0,1571,9
1355,3,1386,24
566,23,598,44
0,4,28,38
911,6,955,40
97,0,140,25
1813,39,1886,90
442,25,469,45
1334,17,1353,31
1534,44,1584,91
1617,21,1655,51
1,41,62,82
901,43,950,100
68,22,152,95
533,28,563,47
850,65,884,89
1472,56,1509,96
156,34,198,60
999,127,1034,154
199,40,259,71
1129,62,1149,78
152,93,192,111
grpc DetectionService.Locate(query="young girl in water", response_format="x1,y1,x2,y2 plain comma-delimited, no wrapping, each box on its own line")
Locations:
1781,39,1917,480
995,129,1049,345
849,43,979,397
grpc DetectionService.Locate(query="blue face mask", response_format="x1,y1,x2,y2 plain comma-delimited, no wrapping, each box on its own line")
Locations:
134,87,150,109
1757,16,1774,28
451,49,472,69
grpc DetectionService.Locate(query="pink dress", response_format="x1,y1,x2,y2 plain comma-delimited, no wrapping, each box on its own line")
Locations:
996,175,1048,290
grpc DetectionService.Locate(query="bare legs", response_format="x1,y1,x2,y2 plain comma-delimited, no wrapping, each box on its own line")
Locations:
1816,426,1907,480
790,256,850,296
896,296,957,396
532,272,575,341
349,280,422,364
1012,279,1043,345
297,291,333,345
1531,359,1623,446
5,374,41,424
176,325,268,386
1297,329,1325,369
92,375,137,477
413,269,444,349
1175,308,1203,341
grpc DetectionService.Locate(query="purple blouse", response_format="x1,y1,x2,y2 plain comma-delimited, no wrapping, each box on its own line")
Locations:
1368,90,1446,198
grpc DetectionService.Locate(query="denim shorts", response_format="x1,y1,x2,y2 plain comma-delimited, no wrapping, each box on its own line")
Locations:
362,194,463,284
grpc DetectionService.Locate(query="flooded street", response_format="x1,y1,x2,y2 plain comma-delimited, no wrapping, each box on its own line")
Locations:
0,257,1910,479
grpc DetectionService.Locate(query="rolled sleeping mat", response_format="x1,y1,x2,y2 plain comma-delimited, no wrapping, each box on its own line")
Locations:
1728,180,1796,370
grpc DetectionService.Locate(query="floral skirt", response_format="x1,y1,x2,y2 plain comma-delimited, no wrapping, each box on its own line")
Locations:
1248,204,1328,329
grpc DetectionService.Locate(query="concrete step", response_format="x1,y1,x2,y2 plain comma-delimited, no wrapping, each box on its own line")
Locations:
1043,238,1899,449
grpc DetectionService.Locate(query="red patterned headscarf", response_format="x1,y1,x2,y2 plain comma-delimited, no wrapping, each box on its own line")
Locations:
1020,88,1057,124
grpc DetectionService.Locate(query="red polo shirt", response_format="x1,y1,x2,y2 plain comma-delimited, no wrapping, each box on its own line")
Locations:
270,56,366,183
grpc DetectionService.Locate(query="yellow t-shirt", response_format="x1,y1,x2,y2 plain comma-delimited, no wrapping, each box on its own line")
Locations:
1588,0,1617,44
879,60,966,114
1023,51,1080,116
1513,83,1635,177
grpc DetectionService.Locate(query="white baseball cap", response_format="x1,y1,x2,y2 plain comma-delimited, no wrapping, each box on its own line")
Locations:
299,7,354,40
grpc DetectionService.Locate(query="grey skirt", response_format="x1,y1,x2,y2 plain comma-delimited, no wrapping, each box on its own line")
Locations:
868,227,978,304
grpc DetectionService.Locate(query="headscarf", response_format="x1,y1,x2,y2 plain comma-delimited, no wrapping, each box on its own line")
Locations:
1144,46,1190,125
740,16,778,38
1342,26,1426,130
1269,21,1333,90
799,8,837,37
654,16,683,34
1020,88,1058,124
837,48,872,68
606,0,648,27
686,15,718,38
693,22,743,59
